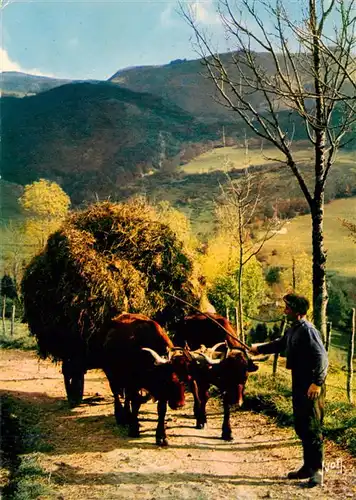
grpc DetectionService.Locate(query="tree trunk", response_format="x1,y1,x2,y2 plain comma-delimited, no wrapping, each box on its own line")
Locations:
292,257,296,291
237,269,244,343
11,303,16,336
234,307,240,338
225,307,230,322
325,322,332,352
310,196,328,342
347,308,355,404
273,319,287,378
2,296,6,335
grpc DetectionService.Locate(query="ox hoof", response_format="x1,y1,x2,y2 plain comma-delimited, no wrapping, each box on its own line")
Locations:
128,427,140,438
222,433,233,441
196,422,205,429
115,415,129,426
156,438,168,447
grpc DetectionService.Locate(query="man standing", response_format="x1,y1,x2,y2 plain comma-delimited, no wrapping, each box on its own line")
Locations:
250,293,328,488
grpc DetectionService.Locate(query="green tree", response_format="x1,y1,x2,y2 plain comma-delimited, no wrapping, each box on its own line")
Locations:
207,256,266,325
19,179,71,250
1,275,17,300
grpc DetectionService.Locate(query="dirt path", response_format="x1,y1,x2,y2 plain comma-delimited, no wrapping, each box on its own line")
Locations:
1,349,355,500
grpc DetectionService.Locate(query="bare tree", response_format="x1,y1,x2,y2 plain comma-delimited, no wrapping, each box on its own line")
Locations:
1,221,31,295
182,0,356,340
216,168,281,341
341,218,356,243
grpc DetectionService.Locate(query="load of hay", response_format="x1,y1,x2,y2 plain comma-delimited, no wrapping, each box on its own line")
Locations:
21,199,200,362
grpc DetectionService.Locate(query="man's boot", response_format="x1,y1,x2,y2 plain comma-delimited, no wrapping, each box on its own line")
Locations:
307,469,323,488
287,465,313,479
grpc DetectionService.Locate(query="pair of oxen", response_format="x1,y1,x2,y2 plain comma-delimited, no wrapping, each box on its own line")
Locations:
63,312,264,446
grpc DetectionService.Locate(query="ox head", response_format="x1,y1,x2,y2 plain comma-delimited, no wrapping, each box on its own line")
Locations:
142,347,191,410
194,342,259,407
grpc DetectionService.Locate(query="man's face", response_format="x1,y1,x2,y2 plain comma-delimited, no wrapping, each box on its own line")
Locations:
284,304,298,321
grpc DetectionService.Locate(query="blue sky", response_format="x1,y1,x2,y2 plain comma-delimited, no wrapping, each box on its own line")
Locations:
1,1,226,80
0,0,336,81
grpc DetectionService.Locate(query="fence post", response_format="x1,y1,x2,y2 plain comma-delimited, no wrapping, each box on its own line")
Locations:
226,307,230,322
10,303,16,336
347,308,355,404
273,318,287,378
234,307,240,338
325,322,332,352
2,296,6,335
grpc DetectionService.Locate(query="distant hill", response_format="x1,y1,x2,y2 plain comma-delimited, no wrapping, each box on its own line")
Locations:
110,53,356,126
110,57,235,122
0,71,73,97
1,81,221,204
0,180,24,223
1,55,354,211
109,53,299,121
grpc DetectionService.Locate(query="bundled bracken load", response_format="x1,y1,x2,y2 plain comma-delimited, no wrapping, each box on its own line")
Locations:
21,199,200,362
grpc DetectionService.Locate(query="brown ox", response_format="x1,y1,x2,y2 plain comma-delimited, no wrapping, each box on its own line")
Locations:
102,313,191,446
173,312,259,441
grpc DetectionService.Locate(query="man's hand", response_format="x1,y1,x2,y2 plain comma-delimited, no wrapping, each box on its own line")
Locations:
249,346,260,355
307,383,321,400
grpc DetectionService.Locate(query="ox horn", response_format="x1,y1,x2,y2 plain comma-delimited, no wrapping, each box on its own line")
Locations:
167,346,185,361
210,341,227,352
199,352,222,365
210,341,231,359
142,347,169,365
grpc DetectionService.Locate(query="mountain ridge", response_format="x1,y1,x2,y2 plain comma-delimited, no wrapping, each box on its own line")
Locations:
1,81,222,204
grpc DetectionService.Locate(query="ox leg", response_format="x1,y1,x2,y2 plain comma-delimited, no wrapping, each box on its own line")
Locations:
123,391,132,424
62,359,85,408
191,380,208,429
128,391,141,438
156,400,168,446
113,393,130,426
221,393,233,441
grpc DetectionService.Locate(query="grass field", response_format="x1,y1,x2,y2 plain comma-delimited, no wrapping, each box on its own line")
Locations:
1,146,355,277
180,144,356,175
263,197,356,276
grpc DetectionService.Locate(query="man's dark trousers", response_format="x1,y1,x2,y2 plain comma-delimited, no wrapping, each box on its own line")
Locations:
292,383,326,471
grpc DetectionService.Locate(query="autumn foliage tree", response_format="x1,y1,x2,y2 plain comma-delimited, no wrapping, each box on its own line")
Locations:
214,170,280,340
19,179,71,251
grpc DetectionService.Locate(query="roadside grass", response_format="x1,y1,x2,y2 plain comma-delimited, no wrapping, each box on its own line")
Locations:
0,321,36,351
1,394,54,499
245,348,356,456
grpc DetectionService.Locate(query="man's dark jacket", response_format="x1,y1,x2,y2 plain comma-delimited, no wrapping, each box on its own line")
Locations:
257,319,328,390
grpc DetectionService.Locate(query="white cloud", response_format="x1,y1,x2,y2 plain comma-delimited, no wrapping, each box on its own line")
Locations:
0,48,55,77
161,1,220,28
0,47,21,72
190,1,220,25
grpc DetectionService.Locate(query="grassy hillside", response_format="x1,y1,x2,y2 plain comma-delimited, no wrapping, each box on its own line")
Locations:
135,144,356,236
1,143,354,278
264,197,356,276
180,143,356,175
1,82,220,204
